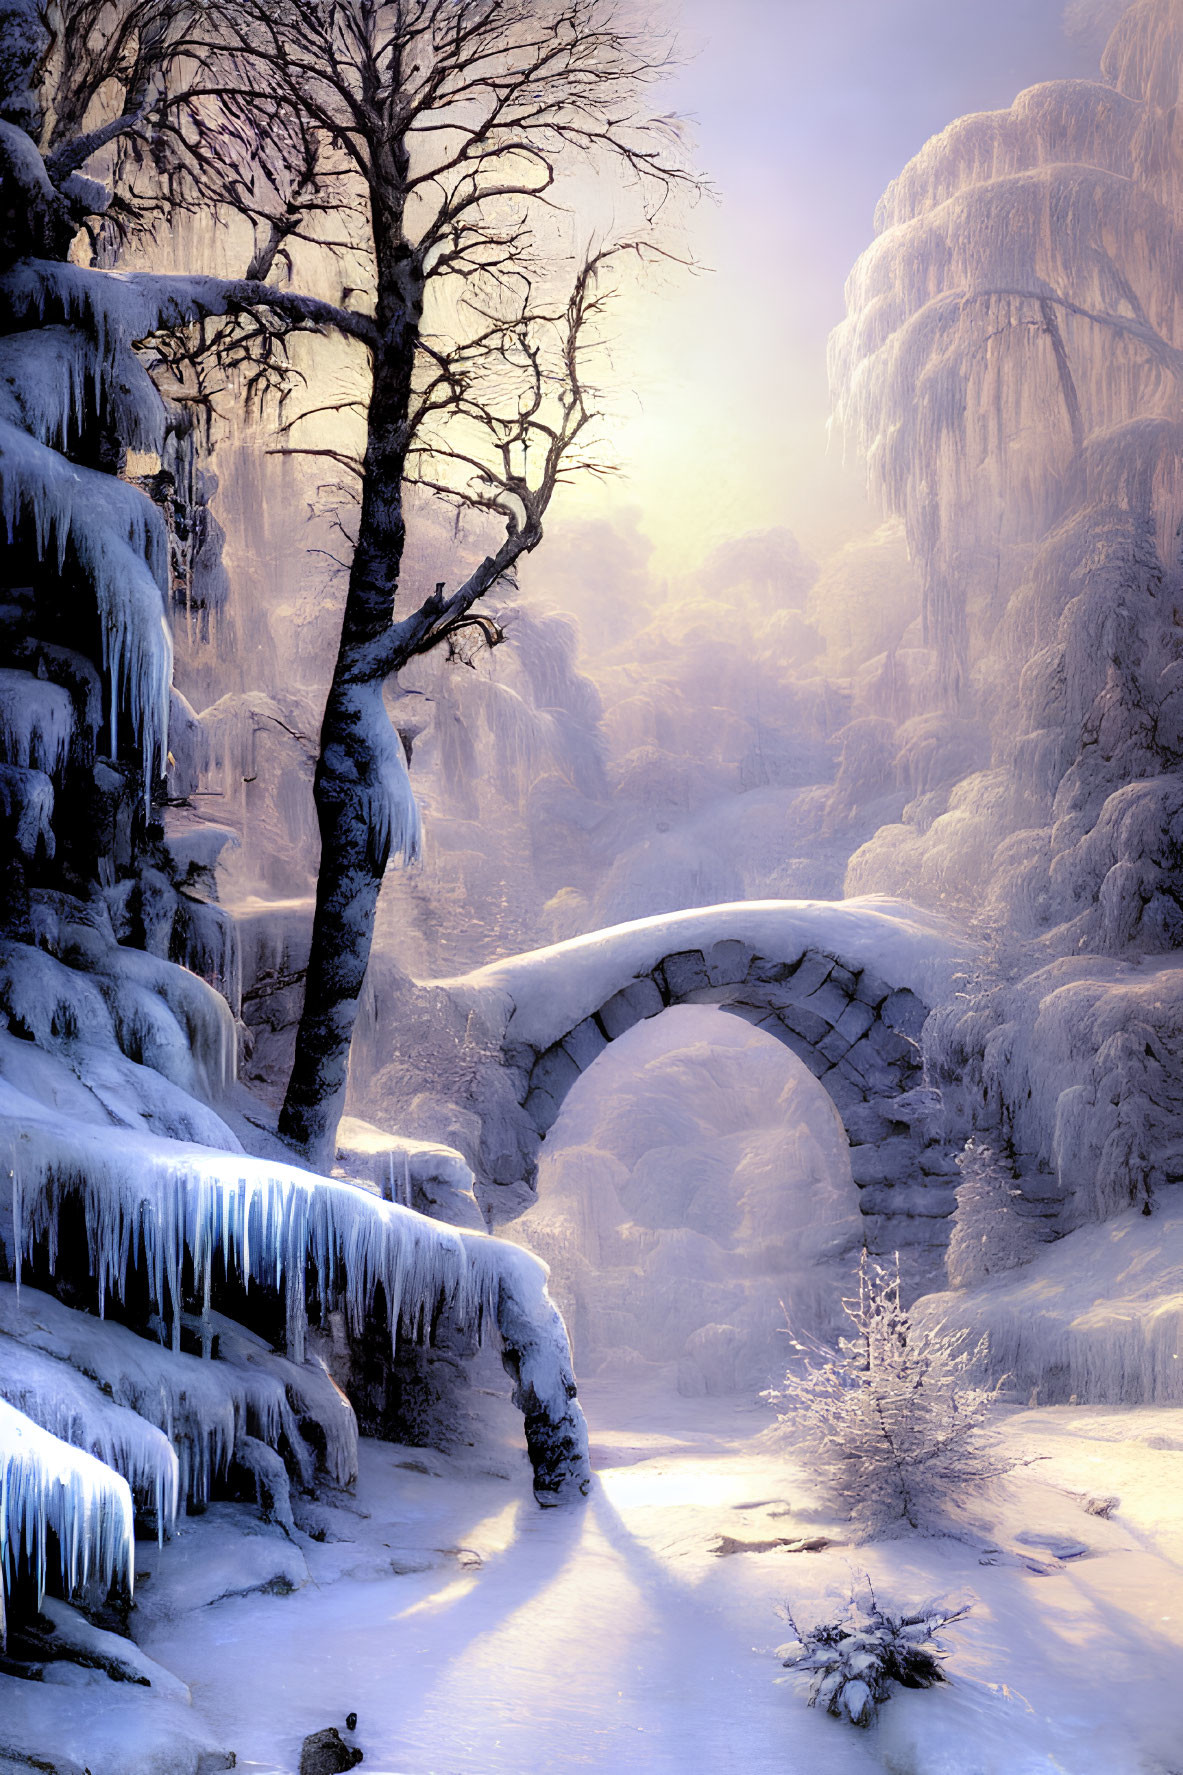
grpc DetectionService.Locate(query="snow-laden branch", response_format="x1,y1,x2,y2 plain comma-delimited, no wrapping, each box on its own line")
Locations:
1,258,377,353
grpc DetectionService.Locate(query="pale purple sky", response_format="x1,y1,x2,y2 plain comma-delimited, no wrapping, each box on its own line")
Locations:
576,0,1109,570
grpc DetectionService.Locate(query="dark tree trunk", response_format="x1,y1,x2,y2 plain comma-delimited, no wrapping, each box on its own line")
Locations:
278,217,424,1169
277,677,400,1168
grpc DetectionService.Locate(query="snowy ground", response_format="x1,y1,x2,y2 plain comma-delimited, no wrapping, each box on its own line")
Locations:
118,1383,1183,1775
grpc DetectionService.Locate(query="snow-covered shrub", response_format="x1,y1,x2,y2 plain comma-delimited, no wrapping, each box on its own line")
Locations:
776,1581,970,1728
946,1137,1039,1288
764,1251,1011,1535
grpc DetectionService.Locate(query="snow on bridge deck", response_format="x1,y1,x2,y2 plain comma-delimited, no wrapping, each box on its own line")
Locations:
439,896,967,1052
425,897,973,1293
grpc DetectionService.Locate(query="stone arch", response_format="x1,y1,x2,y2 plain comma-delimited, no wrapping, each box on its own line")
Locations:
412,902,970,1294
500,938,958,1288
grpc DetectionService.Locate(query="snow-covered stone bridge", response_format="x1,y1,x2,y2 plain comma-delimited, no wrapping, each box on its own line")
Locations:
426,899,971,1283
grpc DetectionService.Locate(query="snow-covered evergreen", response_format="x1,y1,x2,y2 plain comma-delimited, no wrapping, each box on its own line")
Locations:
763,1252,1011,1536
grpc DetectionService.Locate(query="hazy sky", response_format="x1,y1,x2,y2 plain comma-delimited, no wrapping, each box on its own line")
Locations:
571,0,1109,575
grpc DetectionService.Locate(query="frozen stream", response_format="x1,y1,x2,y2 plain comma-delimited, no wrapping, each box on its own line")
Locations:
134,1387,1183,1775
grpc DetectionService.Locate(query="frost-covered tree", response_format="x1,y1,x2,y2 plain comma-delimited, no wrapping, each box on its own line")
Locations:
833,0,1183,952
764,1252,1010,1536
156,0,697,1168
945,1136,1040,1288
831,0,1183,1229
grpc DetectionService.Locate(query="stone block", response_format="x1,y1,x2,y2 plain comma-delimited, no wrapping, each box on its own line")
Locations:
523,1085,560,1134
857,1184,957,1218
919,1147,961,1178
854,966,892,1008
792,1038,832,1079
801,979,850,1028
784,951,832,998
530,1044,581,1103
866,1021,917,1065
835,999,875,1044
818,1026,851,1065
598,974,664,1039
849,1138,919,1186
721,1001,769,1028
767,1023,820,1071
821,1065,867,1112
844,1100,895,1144
504,1041,537,1074
658,948,711,998
890,1086,945,1137
829,964,857,995
746,954,796,985
840,1037,895,1093
778,1001,830,1045
867,1093,910,1129
882,988,928,1040
562,1015,608,1071
707,938,752,986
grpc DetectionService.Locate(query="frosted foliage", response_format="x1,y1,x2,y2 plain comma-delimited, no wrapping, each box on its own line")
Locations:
914,1184,1183,1404
845,770,1012,908
875,82,1138,227
0,1284,354,1504
407,604,605,817
0,669,74,774
0,418,171,782
199,692,313,805
0,1397,133,1633
832,0,1183,700
929,955,1183,1222
504,1008,862,1395
946,1139,1038,1289
807,522,921,676
0,1330,178,1531
763,1252,1009,1537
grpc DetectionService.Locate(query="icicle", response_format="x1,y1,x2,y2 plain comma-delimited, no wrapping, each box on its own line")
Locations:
0,326,166,457
0,419,172,785
0,1333,179,1538
0,1081,501,1364
0,764,54,859
0,1282,329,1506
0,669,74,775
0,1397,134,1635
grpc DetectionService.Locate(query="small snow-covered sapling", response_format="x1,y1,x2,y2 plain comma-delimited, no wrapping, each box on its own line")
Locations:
763,1250,1011,1535
776,1579,970,1728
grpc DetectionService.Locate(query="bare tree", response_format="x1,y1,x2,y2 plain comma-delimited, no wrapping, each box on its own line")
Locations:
170,0,698,1166
4,0,692,1168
